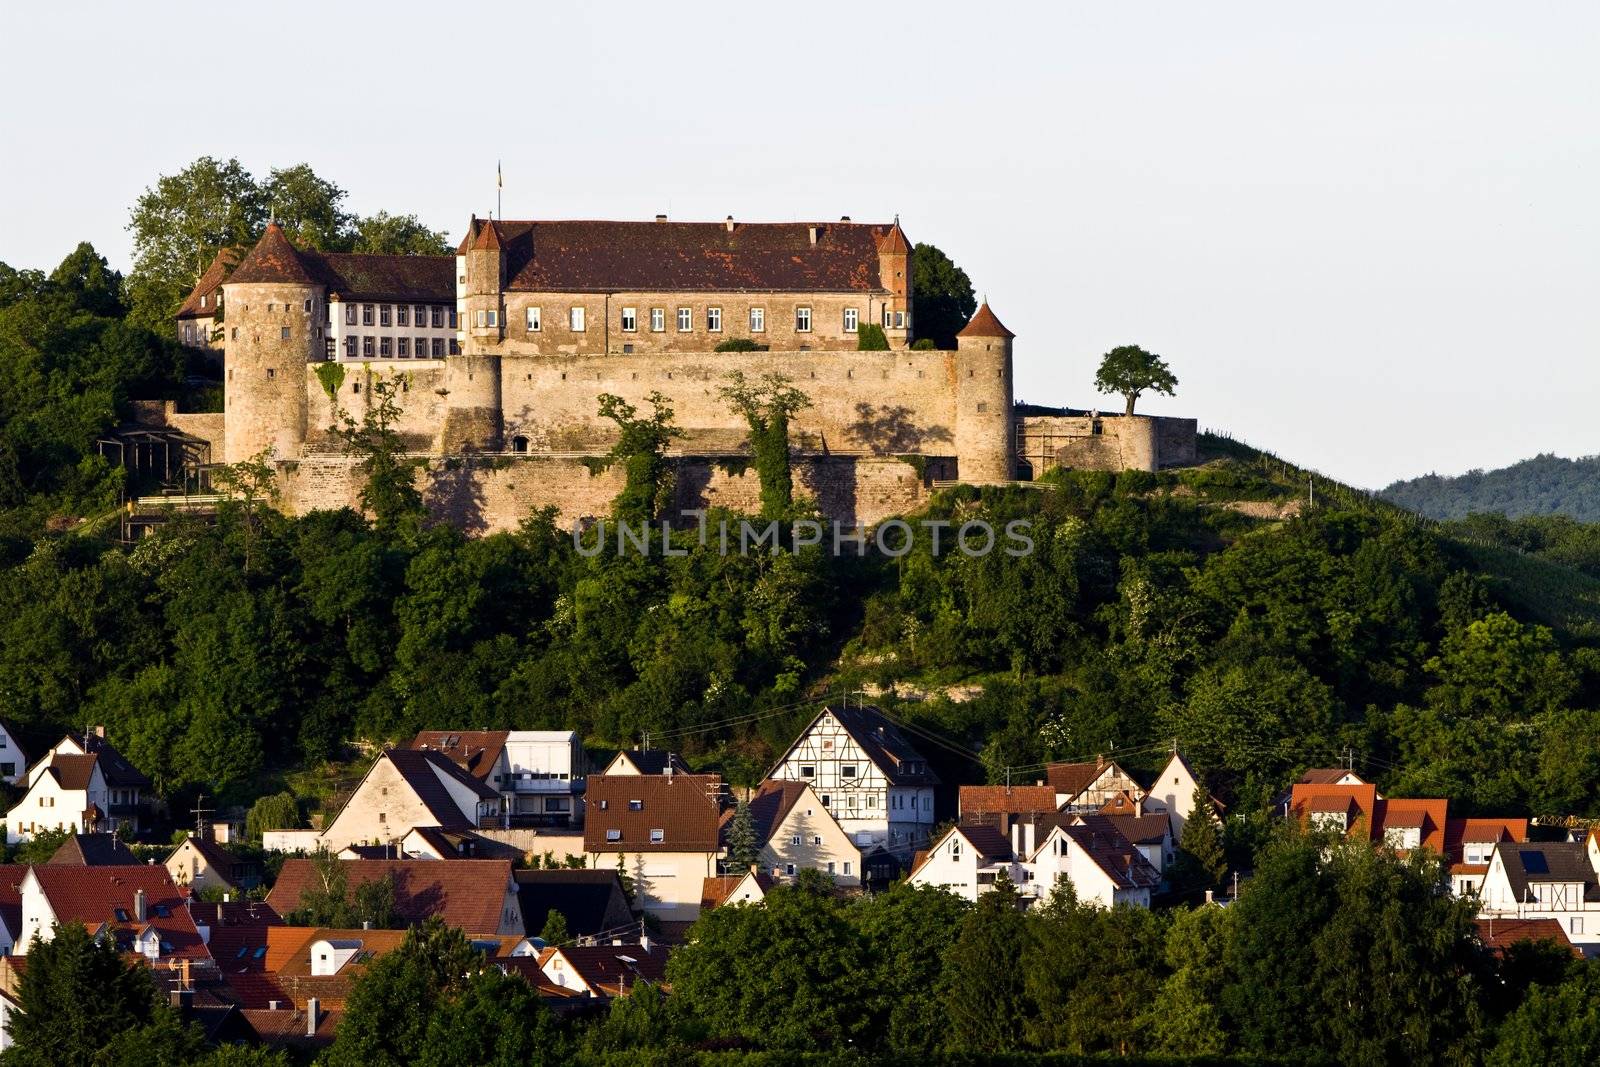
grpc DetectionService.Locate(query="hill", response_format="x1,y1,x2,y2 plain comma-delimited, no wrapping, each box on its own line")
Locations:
1379,452,1600,521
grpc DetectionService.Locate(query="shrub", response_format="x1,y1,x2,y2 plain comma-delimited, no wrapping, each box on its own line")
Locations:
911,338,938,350
857,324,890,351
715,338,763,352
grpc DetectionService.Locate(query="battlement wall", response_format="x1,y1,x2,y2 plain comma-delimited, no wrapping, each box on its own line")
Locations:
1017,414,1198,475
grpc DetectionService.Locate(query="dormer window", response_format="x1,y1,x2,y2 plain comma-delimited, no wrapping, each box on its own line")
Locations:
650,829,664,843
606,829,621,842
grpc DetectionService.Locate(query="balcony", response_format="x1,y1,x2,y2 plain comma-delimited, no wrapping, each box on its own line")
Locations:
499,774,584,795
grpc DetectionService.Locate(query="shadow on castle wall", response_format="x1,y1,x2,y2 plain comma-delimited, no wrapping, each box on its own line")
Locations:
424,453,491,536
846,403,953,453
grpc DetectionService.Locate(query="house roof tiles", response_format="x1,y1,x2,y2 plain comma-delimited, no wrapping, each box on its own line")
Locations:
407,731,509,783
957,302,1014,339
267,858,515,933
583,774,724,853
959,785,1057,817
29,865,206,959
48,833,138,866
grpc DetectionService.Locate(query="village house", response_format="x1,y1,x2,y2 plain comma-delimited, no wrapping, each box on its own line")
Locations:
314,748,503,853
701,868,773,910
1476,840,1600,956
47,833,139,866
1141,750,1219,840
267,858,525,936
0,866,24,956
601,750,693,776
408,729,586,827
0,723,26,787
743,779,862,886
165,833,259,894
584,773,725,923
18,865,207,962
1025,818,1162,909
908,825,1027,900
766,705,939,853
538,942,667,998
4,730,150,844
1047,757,1147,813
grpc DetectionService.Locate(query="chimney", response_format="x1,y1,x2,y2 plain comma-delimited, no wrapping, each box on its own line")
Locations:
134,888,147,922
169,988,193,1019
839,215,851,222
654,214,667,223
808,226,819,246
268,999,281,1011
724,215,734,232
1204,889,1215,904
307,998,320,1037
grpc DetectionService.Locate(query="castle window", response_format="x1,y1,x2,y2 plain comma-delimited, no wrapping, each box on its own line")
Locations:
232,328,238,340
977,402,987,413
707,307,722,332
345,305,356,325
488,310,499,327
266,368,275,380
843,308,858,332
363,336,374,358
396,305,409,327
380,305,392,327
414,304,425,325
280,327,291,340
475,310,486,328
526,306,541,332
362,304,374,326
795,307,812,332
380,337,392,357
894,311,905,328
434,339,446,357
325,339,336,359
512,436,528,453
449,339,459,354
432,306,445,328
352,382,361,394
569,306,585,332
183,324,194,344
620,307,637,332
750,307,765,332
650,308,665,332
303,299,312,312
397,338,409,358
346,336,358,358
676,307,692,332
416,336,427,355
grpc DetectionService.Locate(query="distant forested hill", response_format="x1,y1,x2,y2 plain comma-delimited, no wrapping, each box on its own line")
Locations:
1381,453,1600,521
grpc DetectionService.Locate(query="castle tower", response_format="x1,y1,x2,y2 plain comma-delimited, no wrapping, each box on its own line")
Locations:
220,222,320,463
876,219,912,345
442,216,504,451
954,302,1015,483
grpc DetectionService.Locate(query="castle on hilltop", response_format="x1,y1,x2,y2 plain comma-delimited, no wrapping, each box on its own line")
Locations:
157,215,1195,530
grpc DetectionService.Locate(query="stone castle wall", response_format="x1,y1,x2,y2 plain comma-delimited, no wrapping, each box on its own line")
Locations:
1016,414,1198,475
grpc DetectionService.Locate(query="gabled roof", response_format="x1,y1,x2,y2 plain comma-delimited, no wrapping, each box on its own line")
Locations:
28,865,206,958
959,785,1057,817
267,859,515,933
403,826,519,860
1473,918,1579,958
228,223,318,285
0,864,26,938
911,824,1014,879
269,927,410,978
342,748,499,833
1105,813,1171,846
176,247,242,319
541,944,667,994
168,834,247,875
42,754,99,791
583,774,724,853
64,734,151,789
956,302,1014,339
48,833,138,866
1289,783,1378,833
225,223,453,301
473,219,900,294
1445,817,1527,860
1494,842,1600,904
606,750,692,776
701,870,774,910
1046,760,1117,802
1054,823,1162,890
775,705,939,786
514,869,631,936
406,731,509,783
744,780,813,844
1373,798,1449,854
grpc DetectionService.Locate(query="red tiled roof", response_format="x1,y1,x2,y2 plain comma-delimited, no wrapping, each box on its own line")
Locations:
1105,813,1171,846
48,833,138,866
957,302,1014,339
176,247,242,319
1473,918,1578,958
1445,817,1527,860
29,865,206,959
407,731,509,784
239,1006,340,1047
541,944,668,994
228,223,318,286
0,864,25,937
1297,768,1366,785
700,872,774,909
876,221,911,255
584,774,724,853
226,224,452,301
1060,822,1161,890
470,219,900,294
744,780,811,844
267,859,515,933
1290,783,1378,833
960,785,1057,817
1046,761,1111,801
1373,798,1449,854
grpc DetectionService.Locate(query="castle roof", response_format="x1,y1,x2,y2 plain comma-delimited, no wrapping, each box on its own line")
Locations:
176,247,241,319
958,302,1014,339
469,218,901,294
228,223,319,286
876,220,911,255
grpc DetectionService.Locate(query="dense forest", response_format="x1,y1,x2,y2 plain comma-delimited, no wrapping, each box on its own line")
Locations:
1382,453,1600,521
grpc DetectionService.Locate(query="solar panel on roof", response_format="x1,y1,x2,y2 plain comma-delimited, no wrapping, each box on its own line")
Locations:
1520,850,1549,874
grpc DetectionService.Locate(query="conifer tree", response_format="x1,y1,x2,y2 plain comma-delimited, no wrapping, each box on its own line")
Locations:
938,871,1028,1052
539,908,569,944
725,797,760,871
1177,786,1227,889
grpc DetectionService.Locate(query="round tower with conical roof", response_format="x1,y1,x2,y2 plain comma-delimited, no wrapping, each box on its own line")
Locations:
953,302,1015,483
442,216,505,452
220,223,321,463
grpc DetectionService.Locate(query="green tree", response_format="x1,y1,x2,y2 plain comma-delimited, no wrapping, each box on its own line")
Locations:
1175,787,1227,890
338,376,425,539
1094,344,1178,416
539,908,569,944
288,848,351,926
724,797,759,871
260,164,354,251
596,392,683,523
718,372,812,520
416,966,565,1067
0,923,168,1066
855,322,890,351
1025,899,1168,1054
210,450,278,573
853,882,970,1054
911,242,976,349
352,212,453,255
939,872,1029,1052
1488,962,1600,1066
353,873,399,929
245,791,301,840
126,156,264,333
1151,904,1233,1056
12,826,72,865
583,980,684,1054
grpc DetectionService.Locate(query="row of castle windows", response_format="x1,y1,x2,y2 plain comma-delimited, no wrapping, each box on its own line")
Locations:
344,303,456,330
486,305,909,335
340,336,459,359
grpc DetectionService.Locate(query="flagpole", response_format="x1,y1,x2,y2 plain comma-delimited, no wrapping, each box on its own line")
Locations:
497,160,502,221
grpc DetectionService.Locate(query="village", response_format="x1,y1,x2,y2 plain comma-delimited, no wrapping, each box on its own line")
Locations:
0,702,1590,1054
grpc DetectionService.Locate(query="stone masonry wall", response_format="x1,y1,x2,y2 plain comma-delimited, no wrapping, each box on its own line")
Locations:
1016,414,1197,475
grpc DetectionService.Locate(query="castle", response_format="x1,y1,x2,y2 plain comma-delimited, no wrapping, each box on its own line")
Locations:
162,215,1195,530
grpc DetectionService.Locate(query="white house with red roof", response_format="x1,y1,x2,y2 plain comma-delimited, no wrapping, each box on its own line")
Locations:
407,730,585,828
1024,817,1161,909
1046,757,1145,813
908,824,1026,901
18,865,206,961
5,730,150,845
315,748,503,853
742,780,861,886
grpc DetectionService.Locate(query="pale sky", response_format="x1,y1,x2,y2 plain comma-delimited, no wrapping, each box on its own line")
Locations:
3,1,1596,489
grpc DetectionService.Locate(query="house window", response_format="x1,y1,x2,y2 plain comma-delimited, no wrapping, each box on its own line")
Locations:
0,764,12,777
433,338,446,357
707,307,722,332
650,308,665,332
795,307,812,332
790,834,802,846
843,862,851,876
488,310,499,327
621,307,637,332
843,308,858,332
676,307,692,332
325,338,336,359
396,305,409,327
800,766,815,778
360,304,374,325
415,305,426,325
749,307,765,332
842,765,857,778
569,306,585,332
397,338,409,358
380,305,393,327
650,829,665,843
476,310,486,328
785,864,796,876
606,829,621,842
363,337,374,357
598,800,608,810
894,310,905,328
449,339,459,354
379,337,391,357
628,800,643,811
378,812,386,824
432,306,445,328
266,368,275,380
280,326,291,340
1574,917,1586,935
345,305,357,325
416,337,427,355
523,306,541,332
345,337,357,358
811,835,822,845
821,795,831,806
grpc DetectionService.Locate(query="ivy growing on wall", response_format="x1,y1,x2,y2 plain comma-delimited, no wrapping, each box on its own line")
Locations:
314,361,346,403
719,371,813,520
595,392,684,521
